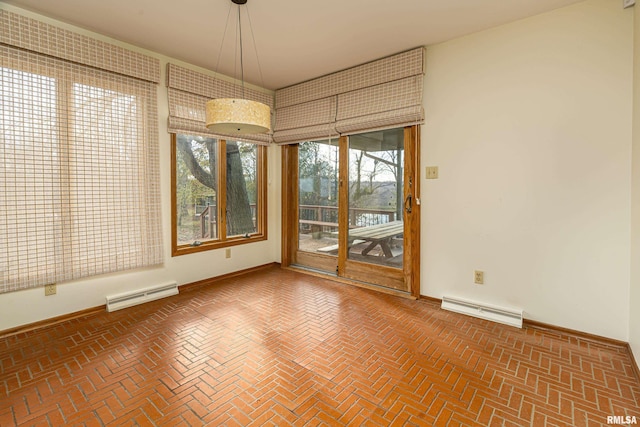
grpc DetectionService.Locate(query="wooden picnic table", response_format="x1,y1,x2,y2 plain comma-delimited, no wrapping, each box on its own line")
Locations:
347,221,404,258
322,221,403,258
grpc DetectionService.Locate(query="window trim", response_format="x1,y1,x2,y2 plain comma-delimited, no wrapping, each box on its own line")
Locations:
170,133,268,256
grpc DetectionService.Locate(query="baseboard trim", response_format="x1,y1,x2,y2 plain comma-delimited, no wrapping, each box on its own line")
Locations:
0,306,105,339
522,319,628,348
418,295,443,305
179,262,280,293
419,294,630,347
0,262,280,339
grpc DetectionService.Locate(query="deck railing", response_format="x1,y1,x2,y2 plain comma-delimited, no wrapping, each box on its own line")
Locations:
199,204,217,239
199,203,395,238
199,204,257,238
298,205,396,234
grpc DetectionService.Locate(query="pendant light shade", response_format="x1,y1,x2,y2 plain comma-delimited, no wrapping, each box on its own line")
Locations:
205,0,271,135
206,98,270,134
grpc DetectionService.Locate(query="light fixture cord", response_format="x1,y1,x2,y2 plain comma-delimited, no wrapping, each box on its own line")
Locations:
238,4,245,99
214,3,233,78
245,6,267,92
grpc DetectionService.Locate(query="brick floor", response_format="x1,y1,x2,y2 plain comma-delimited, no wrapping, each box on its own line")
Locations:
0,266,638,426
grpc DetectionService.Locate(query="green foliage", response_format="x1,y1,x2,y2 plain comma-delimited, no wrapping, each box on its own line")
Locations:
298,141,338,206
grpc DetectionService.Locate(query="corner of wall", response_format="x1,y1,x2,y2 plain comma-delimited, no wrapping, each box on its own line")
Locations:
629,2,640,371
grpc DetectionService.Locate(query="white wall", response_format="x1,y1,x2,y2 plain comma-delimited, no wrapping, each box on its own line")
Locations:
630,3,640,366
422,0,634,340
0,4,282,331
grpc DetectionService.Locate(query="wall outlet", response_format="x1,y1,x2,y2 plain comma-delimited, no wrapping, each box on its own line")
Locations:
426,166,439,179
474,270,484,285
45,283,57,296
225,248,231,259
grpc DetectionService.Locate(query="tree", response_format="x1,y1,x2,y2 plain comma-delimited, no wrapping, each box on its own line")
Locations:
298,141,336,206
238,142,257,203
225,141,254,235
176,135,255,236
176,138,215,228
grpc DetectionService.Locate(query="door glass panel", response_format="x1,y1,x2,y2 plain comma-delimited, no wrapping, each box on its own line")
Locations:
347,129,404,268
298,139,340,255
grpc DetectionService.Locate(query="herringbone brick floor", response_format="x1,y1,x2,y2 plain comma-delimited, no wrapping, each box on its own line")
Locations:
0,266,638,426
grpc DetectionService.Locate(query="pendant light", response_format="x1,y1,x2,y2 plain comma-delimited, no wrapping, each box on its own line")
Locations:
205,0,271,135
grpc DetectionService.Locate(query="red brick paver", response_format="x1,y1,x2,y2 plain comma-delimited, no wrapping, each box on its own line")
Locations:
0,267,638,426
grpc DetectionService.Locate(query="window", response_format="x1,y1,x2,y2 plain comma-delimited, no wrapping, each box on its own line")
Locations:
0,46,162,293
171,134,267,256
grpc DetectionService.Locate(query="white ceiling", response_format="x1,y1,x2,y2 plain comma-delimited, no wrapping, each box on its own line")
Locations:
2,0,583,90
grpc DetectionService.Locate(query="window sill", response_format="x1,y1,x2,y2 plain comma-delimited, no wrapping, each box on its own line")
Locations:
171,232,267,257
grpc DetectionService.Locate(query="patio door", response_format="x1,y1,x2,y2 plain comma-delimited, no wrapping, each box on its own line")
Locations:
282,126,420,296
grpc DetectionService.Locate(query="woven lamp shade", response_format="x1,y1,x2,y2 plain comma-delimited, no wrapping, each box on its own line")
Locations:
205,98,271,134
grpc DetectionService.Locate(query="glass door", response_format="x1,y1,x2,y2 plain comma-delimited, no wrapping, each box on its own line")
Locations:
294,139,341,273
339,128,409,291
284,126,419,295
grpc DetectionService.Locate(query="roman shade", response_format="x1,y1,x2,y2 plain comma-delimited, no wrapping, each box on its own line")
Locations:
273,96,338,143
0,10,160,84
273,47,425,144
166,64,274,145
0,10,163,292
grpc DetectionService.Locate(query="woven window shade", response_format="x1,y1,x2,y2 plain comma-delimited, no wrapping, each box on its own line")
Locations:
272,96,338,143
0,15,162,293
167,64,273,145
273,47,425,144
0,10,160,83
335,75,423,134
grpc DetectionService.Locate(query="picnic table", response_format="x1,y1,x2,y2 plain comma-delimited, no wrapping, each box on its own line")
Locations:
320,220,403,258
347,221,404,258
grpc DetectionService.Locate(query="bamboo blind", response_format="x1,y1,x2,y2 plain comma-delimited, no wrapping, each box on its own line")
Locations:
0,11,162,292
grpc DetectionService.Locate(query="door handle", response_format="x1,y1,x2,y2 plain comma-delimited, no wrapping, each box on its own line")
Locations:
405,194,412,214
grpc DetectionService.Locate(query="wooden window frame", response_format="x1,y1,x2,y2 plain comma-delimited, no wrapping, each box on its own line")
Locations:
171,133,267,256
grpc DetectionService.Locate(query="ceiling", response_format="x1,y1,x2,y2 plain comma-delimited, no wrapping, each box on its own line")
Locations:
2,0,583,90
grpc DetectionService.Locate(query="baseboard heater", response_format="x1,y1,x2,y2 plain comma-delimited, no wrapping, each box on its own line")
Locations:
106,281,179,312
441,296,523,328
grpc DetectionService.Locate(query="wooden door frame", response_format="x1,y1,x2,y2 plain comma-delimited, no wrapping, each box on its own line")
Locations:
405,125,421,298
280,126,421,297
280,144,298,267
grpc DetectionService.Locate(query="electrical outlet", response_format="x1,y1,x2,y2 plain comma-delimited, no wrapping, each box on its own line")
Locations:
225,248,231,259
45,283,57,296
426,166,439,179
474,270,484,285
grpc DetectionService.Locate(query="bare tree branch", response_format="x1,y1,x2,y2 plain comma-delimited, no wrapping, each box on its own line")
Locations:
176,135,216,189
